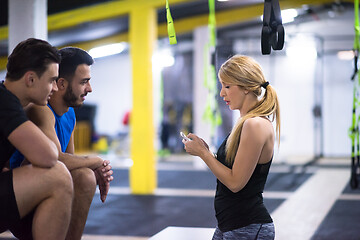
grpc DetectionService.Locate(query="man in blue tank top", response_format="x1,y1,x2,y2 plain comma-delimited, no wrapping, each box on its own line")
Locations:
10,47,114,240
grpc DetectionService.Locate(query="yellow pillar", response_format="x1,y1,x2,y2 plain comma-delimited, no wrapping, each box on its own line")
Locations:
129,6,157,194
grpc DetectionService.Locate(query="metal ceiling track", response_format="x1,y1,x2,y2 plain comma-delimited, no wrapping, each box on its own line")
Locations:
0,0,349,70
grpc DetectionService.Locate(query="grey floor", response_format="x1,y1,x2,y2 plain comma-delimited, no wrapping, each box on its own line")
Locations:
1,156,359,240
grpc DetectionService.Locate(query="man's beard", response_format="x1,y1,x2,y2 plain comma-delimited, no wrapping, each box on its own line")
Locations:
63,85,83,108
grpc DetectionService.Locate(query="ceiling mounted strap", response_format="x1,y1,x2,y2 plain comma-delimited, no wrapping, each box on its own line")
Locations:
350,0,360,189
352,0,360,80
261,0,285,55
203,0,222,138
208,0,216,48
166,0,177,45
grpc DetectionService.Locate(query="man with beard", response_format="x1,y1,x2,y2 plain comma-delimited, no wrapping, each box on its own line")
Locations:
10,47,114,240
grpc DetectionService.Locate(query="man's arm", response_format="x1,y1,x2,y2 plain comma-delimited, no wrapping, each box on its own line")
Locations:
26,104,103,171
66,129,113,181
65,120,113,203
8,121,58,168
61,129,103,171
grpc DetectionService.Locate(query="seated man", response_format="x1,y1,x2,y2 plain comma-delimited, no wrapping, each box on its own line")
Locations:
10,47,114,240
0,38,73,239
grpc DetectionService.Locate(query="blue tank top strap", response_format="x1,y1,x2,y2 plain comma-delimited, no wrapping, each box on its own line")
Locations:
47,104,76,152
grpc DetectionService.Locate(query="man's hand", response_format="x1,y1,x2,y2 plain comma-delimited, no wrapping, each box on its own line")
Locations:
94,160,113,203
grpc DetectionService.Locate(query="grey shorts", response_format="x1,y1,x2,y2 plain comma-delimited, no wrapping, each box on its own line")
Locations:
212,223,275,240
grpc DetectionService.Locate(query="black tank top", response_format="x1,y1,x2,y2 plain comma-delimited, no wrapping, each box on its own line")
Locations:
214,136,273,232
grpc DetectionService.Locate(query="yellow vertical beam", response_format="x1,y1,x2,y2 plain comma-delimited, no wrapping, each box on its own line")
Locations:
129,6,157,194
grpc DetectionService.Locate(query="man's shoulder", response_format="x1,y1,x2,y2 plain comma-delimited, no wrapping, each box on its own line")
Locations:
25,104,55,123
0,83,19,106
0,82,6,93
25,103,52,114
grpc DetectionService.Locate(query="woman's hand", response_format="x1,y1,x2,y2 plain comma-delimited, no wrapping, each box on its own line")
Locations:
182,133,210,158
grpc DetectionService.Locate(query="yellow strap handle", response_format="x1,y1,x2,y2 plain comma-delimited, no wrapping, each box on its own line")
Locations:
166,0,177,45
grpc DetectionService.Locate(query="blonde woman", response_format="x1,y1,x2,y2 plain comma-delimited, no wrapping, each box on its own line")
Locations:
183,55,280,239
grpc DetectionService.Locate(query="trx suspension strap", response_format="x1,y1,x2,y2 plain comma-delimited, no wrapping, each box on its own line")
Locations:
166,0,177,45
261,0,284,55
350,0,360,189
203,0,222,139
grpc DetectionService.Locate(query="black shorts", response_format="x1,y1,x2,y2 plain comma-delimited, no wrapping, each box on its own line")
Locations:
0,170,33,239
0,170,20,229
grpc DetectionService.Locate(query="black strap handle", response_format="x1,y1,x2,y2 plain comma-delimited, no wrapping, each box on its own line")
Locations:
261,0,285,55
